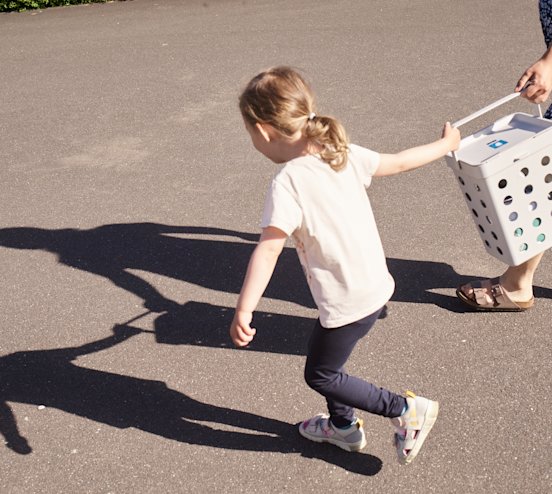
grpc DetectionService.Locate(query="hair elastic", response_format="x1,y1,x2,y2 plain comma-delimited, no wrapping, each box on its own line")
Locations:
308,112,316,121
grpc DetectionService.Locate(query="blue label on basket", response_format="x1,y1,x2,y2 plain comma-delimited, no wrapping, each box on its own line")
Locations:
487,139,508,149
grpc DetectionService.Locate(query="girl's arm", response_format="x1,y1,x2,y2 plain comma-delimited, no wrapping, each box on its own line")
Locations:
230,226,288,347
375,122,460,176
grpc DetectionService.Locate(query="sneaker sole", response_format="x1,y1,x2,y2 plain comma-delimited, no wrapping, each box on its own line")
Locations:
298,424,367,452
400,400,439,465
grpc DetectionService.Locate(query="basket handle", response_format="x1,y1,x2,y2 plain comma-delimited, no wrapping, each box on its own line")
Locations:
452,90,543,128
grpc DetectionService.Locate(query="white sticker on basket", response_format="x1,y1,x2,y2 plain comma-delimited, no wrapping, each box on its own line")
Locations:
487,139,508,149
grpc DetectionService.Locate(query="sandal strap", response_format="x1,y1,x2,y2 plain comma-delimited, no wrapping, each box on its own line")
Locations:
471,277,519,309
472,278,498,306
490,281,508,306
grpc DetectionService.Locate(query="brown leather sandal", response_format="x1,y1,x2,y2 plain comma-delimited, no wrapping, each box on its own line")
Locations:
456,277,534,311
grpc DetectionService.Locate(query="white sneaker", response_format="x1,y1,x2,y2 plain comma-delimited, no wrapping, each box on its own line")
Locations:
391,391,439,464
299,414,367,452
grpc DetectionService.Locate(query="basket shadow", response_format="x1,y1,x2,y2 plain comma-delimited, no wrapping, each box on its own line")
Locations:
151,301,311,355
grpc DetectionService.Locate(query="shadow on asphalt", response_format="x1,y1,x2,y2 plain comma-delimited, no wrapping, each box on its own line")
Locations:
2,222,552,354
0,223,314,311
2,223,551,466
0,326,382,475
2,222,547,318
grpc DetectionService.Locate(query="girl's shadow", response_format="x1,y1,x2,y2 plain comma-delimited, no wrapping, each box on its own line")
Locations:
0,326,382,475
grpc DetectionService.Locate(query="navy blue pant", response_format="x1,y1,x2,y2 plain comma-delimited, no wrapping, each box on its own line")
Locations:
304,308,406,427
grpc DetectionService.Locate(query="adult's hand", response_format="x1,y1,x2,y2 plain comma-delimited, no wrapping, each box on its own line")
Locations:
516,47,552,103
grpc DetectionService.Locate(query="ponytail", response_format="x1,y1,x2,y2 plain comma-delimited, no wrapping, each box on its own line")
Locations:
239,66,350,172
304,115,349,171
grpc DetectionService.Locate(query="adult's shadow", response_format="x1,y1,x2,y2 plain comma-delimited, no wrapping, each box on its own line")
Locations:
0,326,382,475
4,222,547,317
0,223,313,312
387,258,552,312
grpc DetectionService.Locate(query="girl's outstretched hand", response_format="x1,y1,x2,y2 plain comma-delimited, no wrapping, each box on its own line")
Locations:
442,121,461,152
230,310,257,347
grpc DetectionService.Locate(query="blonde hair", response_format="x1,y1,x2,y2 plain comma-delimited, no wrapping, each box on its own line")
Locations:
239,66,349,171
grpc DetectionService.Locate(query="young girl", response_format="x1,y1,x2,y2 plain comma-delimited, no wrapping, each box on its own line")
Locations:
230,66,460,465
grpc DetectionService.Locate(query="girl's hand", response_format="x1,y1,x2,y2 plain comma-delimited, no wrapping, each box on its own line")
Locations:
377,122,462,176
230,310,257,347
442,121,461,152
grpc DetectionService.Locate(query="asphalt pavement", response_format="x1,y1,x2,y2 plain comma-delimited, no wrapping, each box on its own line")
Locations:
1,1,551,492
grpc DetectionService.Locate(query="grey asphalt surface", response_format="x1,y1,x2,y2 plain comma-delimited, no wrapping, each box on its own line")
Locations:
1,0,551,492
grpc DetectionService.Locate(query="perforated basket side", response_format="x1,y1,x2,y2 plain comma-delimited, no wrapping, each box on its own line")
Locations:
448,149,552,265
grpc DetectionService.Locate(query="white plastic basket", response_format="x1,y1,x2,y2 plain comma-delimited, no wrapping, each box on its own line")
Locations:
446,92,552,266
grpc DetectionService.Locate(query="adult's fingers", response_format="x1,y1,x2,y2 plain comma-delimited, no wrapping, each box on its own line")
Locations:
516,70,533,93
524,83,547,103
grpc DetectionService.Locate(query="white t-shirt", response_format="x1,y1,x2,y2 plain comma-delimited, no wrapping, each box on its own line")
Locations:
261,144,395,328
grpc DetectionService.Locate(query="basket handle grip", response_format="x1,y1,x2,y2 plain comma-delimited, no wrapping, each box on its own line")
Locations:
452,90,543,128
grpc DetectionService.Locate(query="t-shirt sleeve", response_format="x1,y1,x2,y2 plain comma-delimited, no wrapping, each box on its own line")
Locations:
348,144,381,187
260,179,302,236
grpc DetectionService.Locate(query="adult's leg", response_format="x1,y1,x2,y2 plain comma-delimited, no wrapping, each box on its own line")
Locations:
500,252,544,298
